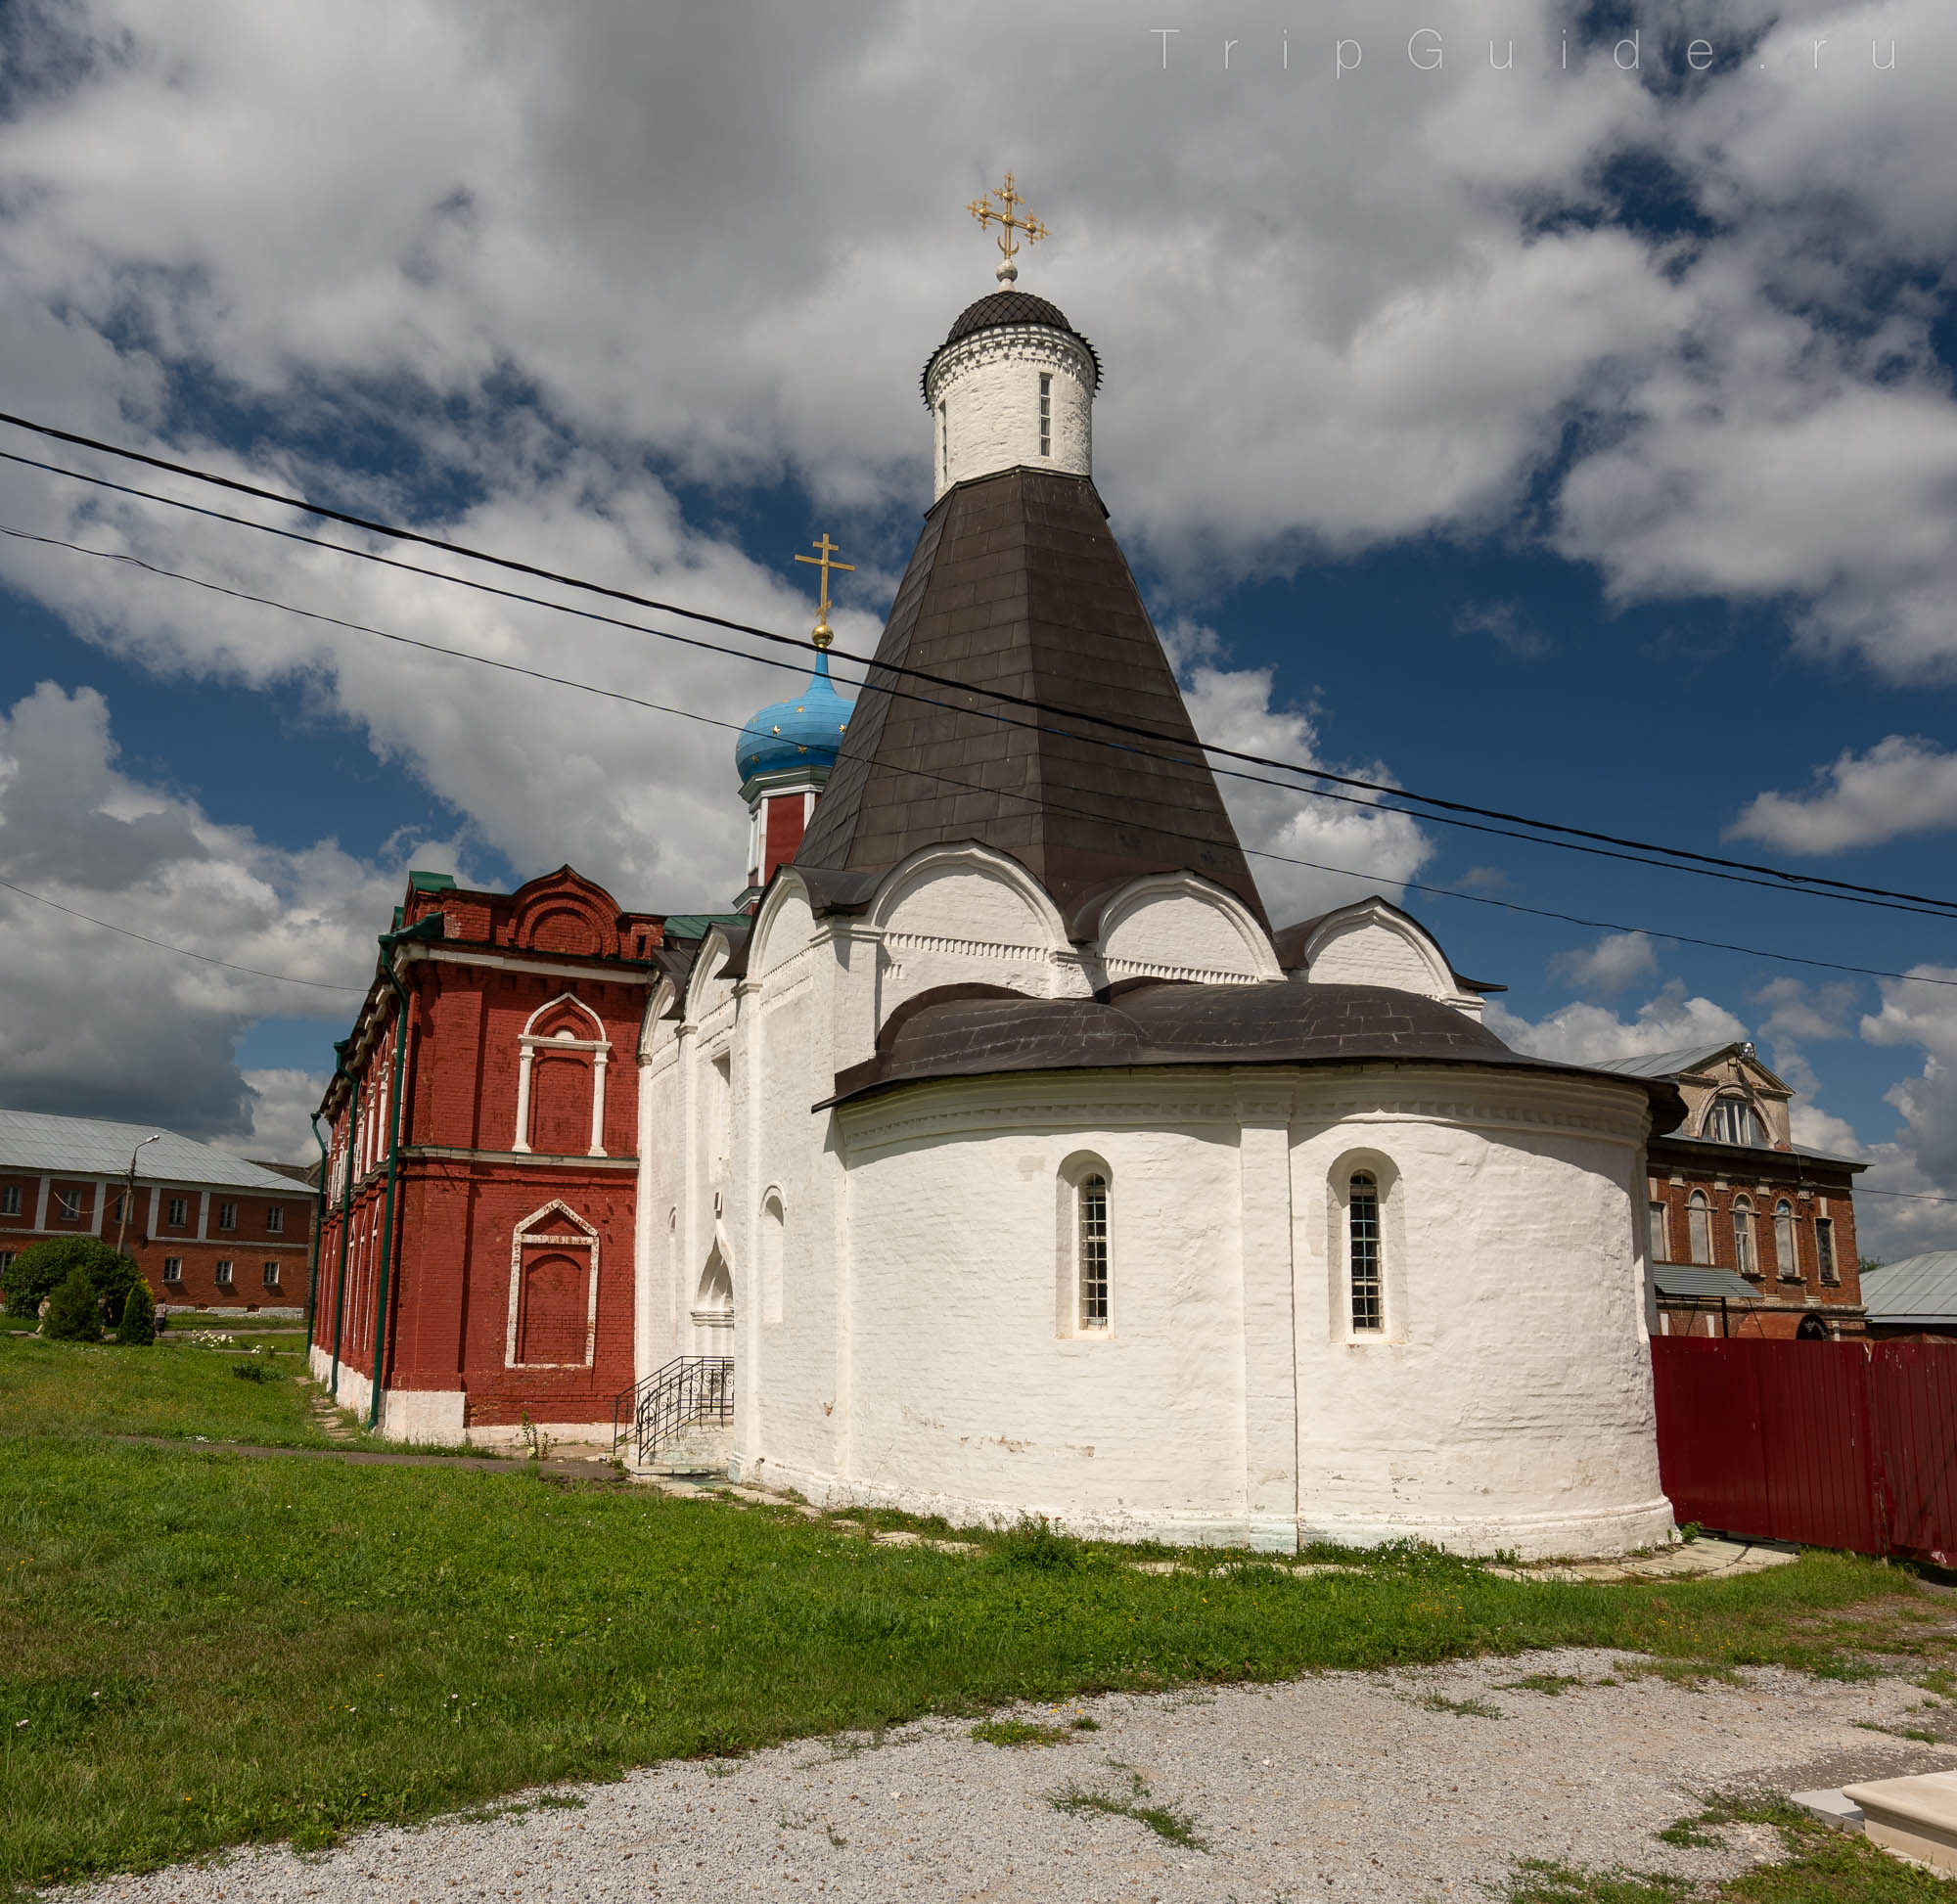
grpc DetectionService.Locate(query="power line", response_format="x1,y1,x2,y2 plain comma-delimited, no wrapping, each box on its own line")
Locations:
0,873,366,993
7,444,1957,929
3,409,1956,919
8,516,1957,997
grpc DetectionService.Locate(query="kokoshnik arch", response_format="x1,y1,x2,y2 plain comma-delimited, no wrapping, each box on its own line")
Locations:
314,180,1690,1557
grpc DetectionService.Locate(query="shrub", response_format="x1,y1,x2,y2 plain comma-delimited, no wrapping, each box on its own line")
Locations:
115,1279,157,1346
42,1265,103,1342
2,1237,141,1322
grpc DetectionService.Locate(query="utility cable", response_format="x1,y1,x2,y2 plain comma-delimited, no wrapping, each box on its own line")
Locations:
5,447,1957,927
5,517,1955,997
3,408,1955,918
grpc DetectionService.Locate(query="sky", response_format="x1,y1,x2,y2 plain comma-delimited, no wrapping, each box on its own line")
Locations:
0,0,1954,1256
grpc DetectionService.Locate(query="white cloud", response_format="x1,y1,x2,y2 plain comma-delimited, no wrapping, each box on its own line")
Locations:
221,1068,334,1167
1174,638,1433,924
0,682,442,1140
1549,930,1658,996
1453,600,1551,660
1487,979,1748,1066
1728,737,1957,854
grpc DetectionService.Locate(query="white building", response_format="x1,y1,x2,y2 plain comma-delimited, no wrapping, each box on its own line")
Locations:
634,277,1683,1560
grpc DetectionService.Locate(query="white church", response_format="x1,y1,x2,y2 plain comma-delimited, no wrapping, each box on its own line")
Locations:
628,194,1685,1560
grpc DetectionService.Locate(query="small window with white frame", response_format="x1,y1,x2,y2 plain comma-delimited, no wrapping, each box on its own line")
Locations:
217,1201,238,1232
0,1250,13,1274
1038,372,1052,456
1348,1171,1384,1333
56,1189,82,1221
0,1186,19,1216
1687,1190,1712,1265
262,1260,281,1289
266,1205,285,1235
167,1197,188,1227
213,1259,234,1287
162,1257,182,1284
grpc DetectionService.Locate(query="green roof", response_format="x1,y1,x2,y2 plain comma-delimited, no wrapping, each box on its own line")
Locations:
662,913,752,940
408,870,458,893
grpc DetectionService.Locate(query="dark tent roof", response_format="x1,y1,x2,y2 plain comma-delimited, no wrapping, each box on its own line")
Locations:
824,978,1690,1122
794,468,1267,931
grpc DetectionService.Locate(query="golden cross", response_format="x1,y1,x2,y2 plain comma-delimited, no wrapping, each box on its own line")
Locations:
793,532,853,650
967,170,1049,265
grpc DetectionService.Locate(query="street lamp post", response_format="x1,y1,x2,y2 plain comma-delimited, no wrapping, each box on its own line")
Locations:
114,1134,160,1260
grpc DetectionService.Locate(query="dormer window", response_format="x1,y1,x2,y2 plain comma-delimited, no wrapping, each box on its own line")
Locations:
1704,1096,1765,1147
1038,373,1052,456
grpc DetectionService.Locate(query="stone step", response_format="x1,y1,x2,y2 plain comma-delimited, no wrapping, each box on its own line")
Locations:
627,1421,734,1478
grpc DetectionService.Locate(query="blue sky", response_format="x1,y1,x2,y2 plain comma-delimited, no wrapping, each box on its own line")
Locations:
0,1,1954,1252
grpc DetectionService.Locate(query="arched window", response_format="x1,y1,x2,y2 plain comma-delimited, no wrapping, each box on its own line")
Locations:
760,1192,786,1326
505,1201,599,1370
1704,1096,1766,1147
512,994,611,1157
1077,1175,1110,1330
1687,1191,1712,1266
1348,1171,1383,1333
1774,1201,1798,1282
1731,1197,1755,1276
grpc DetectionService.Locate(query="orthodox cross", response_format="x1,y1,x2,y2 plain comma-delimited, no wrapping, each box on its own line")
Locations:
966,171,1048,283
794,532,853,650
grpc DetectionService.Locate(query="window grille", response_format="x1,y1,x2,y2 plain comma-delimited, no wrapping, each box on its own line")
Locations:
1349,1171,1384,1332
217,1201,238,1232
1078,1174,1110,1329
1038,373,1052,456
167,1198,188,1227
1732,1199,1755,1276
0,1186,19,1215
57,1190,82,1220
213,1260,233,1287
1774,1201,1799,1281
1815,1217,1838,1284
162,1258,182,1283
262,1261,281,1288
266,1206,285,1235
1687,1191,1712,1266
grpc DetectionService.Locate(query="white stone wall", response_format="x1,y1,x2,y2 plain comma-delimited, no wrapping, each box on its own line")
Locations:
926,327,1094,498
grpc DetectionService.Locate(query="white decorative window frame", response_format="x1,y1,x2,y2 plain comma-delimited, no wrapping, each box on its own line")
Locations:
1055,1152,1115,1339
506,1199,601,1370
512,993,613,1157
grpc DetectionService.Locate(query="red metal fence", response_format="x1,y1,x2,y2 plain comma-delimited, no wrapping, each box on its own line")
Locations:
1651,1337,1957,1565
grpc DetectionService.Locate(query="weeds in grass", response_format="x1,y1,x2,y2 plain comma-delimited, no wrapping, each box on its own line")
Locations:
1918,1666,1957,1698
1050,1770,1205,1850
1494,1673,1584,1696
1508,1859,1690,1902
993,1516,1086,1571
1654,1793,1753,1848
971,1718,1073,1747
1072,1714,1100,1731
230,1363,274,1384
1853,1718,1942,1743
1419,1694,1504,1718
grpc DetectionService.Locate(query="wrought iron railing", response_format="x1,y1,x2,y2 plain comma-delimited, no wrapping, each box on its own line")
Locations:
613,1355,734,1466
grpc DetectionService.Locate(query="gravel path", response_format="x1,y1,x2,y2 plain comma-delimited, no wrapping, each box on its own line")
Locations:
68,1649,1957,1904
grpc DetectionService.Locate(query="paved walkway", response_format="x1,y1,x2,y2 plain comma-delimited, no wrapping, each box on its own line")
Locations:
67,1648,1957,1904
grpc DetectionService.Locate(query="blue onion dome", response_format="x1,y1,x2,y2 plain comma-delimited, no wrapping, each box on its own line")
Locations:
735,650,855,782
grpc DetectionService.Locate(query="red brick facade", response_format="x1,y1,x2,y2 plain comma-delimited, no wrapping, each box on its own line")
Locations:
0,1172,313,1311
313,868,663,1439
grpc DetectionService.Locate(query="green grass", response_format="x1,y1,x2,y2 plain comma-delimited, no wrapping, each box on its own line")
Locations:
1495,1671,1586,1696
1421,1692,1506,1717
1,1333,334,1448
1049,1769,1206,1850
1521,1800,1957,1900
2,1335,1954,1899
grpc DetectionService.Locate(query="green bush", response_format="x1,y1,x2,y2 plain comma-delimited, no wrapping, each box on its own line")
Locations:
114,1280,156,1346
42,1266,103,1342
2,1238,141,1322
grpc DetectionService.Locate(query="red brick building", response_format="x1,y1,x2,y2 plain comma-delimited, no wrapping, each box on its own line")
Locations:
311,867,726,1443
1592,1043,1865,1339
0,1109,315,1311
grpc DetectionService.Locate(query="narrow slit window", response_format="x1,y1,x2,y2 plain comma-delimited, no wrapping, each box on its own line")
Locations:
1648,1200,1670,1262
1348,1171,1383,1333
1077,1174,1109,1329
1774,1201,1798,1281
1038,373,1052,456
1816,1217,1837,1283
937,401,948,485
